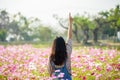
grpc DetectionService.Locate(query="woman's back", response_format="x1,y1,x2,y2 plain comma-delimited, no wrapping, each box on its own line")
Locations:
51,61,72,80
48,38,72,79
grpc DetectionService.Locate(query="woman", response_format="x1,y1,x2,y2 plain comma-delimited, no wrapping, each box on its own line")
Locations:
48,13,72,79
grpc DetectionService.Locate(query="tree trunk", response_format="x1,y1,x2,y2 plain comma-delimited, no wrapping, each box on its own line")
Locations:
83,29,89,44
93,28,99,43
73,23,80,43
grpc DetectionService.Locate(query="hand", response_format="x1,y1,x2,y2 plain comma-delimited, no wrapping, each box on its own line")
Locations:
67,13,72,39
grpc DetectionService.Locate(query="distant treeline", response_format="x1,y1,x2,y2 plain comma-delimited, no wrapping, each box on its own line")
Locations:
0,5,120,44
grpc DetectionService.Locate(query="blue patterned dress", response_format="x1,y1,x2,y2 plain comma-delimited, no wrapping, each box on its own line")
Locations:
51,61,72,80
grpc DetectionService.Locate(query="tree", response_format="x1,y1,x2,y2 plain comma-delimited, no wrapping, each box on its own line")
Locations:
108,5,120,35
53,14,92,44
0,29,7,41
31,26,53,42
9,12,33,41
98,5,120,40
0,10,9,29
73,15,91,44
92,17,103,43
0,10,10,41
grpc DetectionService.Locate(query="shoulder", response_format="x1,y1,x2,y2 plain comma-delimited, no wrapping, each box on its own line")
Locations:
66,39,72,45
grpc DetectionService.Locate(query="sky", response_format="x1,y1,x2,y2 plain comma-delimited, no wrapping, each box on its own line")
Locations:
0,0,120,31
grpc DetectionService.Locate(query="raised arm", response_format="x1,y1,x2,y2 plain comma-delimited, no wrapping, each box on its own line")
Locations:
67,13,73,40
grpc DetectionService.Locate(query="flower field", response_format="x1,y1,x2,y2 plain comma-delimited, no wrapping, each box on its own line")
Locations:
0,45,120,80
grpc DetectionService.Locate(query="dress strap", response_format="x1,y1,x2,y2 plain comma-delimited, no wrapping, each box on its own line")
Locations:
63,60,67,68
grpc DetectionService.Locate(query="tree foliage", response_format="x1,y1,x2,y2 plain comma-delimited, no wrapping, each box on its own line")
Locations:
0,10,55,42
54,5,120,43
0,5,120,43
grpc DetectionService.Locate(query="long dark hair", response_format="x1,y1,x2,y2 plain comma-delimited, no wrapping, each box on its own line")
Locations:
50,36,67,65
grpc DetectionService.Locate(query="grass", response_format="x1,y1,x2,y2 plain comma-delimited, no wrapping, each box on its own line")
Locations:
1,40,120,49
0,42,120,80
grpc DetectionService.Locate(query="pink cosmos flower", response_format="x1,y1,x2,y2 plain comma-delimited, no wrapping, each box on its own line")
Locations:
106,64,112,72
96,66,102,71
91,72,95,75
95,74,102,80
83,76,86,80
